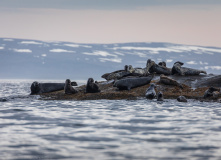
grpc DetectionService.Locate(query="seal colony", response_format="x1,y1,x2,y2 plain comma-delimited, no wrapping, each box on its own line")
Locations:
30,59,221,102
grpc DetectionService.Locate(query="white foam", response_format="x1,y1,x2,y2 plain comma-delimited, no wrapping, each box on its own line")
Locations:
99,58,122,63
0,47,4,50
20,41,43,45
50,49,74,53
205,66,221,70
64,44,92,48
113,45,221,55
14,49,32,53
3,39,14,41
187,61,197,65
166,59,173,63
41,54,47,57
83,51,117,57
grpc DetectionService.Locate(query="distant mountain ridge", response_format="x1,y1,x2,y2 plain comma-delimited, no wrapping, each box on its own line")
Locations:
0,38,221,80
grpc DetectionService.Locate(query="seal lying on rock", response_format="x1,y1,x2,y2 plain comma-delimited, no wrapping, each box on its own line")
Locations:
147,59,171,75
195,75,221,88
64,79,78,94
157,91,164,101
127,65,149,75
177,96,187,102
101,65,131,80
31,81,77,95
113,75,154,91
160,74,183,89
172,61,207,76
203,87,220,98
145,83,156,99
86,78,100,93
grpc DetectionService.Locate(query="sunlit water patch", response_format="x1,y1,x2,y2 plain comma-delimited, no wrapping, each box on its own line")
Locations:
0,80,221,159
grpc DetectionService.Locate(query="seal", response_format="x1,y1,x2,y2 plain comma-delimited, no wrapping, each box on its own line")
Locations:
172,61,207,76
113,75,154,91
101,65,131,80
157,91,164,101
64,79,78,94
158,61,167,67
146,59,171,75
203,87,220,98
145,83,156,99
160,74,183,89
86,78,101,93
127,65,148,75
195,75,221,88
177,96,187,102
30,81,77,95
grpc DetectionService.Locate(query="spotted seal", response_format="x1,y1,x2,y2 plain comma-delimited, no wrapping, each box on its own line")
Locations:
30,81,77,95
160,74,183,89
146,59,171,75
113,75,154,91
145,83,156,99
64,79,78,94
157,91,164,101
127,65,149,75
172,61,207,76
177,96,187,102
86,78,100,93
203,87,220,98
101,65,131,80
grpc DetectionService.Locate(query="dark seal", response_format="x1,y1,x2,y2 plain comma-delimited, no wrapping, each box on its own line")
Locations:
113,75,154,91
203,87,220,98
177,96,187,102
86,78,101,93
64,79,78,94
31,81,77,95
145,83,156,99
157,91,164,101
147,59,171,75
172,61,207,76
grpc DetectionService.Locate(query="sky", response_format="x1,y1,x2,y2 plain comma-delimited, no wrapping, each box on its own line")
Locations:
0,0,221,47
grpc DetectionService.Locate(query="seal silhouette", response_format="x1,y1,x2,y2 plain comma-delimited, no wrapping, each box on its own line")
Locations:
203,87,220,98
145,83,156,99
157,91,164,101
146,59,171,75
113,75,153,90
64,79,78,94
160,74,183,89
30,81,77,95
172,61,207,76
177,96,187,102
86,78,100,93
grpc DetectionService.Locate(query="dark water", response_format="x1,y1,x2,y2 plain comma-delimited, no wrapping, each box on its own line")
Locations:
1,80,221,160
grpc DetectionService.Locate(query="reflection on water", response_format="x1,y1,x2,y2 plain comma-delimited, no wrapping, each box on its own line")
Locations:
0,80,221,159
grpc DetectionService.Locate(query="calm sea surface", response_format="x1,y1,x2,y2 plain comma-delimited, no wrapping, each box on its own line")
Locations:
1,80,221,160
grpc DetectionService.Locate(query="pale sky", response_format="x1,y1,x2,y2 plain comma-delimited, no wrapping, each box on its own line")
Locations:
0,0,221,47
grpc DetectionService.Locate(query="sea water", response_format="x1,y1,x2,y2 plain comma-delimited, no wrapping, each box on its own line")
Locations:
0,80,221,160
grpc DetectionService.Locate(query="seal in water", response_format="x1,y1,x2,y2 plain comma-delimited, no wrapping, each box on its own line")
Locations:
64,79,78,94
160,74,183,89
146,59,171,75
172,61,207,76
145,83,156,99
86,78,100,93
157,91,164,101
177,96,187,102
30,81,77,95
113,75,154,91
203,87,220,98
